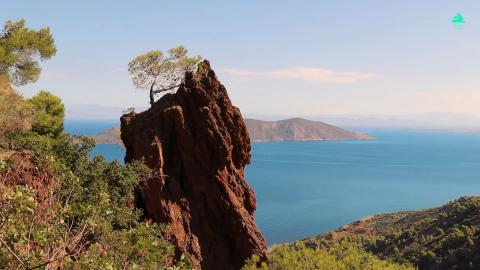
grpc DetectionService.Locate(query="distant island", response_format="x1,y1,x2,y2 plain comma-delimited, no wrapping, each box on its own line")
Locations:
245,118,373,142
94,126,122,145
94,117,373,145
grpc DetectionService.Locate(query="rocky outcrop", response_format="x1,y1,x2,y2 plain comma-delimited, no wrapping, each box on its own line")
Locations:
120,61,267,270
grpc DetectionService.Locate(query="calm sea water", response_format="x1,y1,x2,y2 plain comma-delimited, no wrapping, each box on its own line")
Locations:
65,119,126,163
64,119,119,136
65,121,480,245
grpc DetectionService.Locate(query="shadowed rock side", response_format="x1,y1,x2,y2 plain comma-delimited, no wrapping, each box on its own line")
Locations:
120,61,267,270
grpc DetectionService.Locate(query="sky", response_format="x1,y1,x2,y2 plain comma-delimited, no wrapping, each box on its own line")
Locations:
2,1,480,117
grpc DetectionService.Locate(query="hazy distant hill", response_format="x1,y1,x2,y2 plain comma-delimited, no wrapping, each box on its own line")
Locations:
94,118,372,145
95,126,122,145
245,118,373,142
68,104,480,132
314,112,480,131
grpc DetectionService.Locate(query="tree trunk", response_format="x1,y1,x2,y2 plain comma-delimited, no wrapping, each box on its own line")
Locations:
149,83,155,106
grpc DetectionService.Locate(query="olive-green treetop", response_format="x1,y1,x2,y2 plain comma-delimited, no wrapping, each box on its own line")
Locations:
128,46,201,105
28,90,65,138
0,19,56,86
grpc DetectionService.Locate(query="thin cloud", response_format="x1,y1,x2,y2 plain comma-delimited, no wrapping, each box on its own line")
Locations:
222,66,377,83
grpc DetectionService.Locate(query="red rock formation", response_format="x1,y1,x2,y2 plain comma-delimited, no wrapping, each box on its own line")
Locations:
120,61,267,270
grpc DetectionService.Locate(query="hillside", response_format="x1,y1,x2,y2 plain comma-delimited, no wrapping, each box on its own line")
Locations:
245,118,373,142
301,196,480,269
94,118,373,145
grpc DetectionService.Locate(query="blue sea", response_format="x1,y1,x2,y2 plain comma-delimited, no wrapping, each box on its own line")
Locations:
65,120,480,245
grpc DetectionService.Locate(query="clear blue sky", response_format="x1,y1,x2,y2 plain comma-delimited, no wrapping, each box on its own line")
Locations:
2,1,480,116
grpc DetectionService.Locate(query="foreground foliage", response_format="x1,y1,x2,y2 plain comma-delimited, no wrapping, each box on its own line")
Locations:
367,196,480,269
0,18,193,269
0,19,56,86
242,242,413,270
302,196,480,270
0,92,191,269
28,90,65,138
0,85,33,140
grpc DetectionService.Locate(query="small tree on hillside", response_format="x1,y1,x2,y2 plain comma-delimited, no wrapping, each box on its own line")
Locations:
0,19,56,139
128,46,201,106
0,19,56,85
28,90,65,138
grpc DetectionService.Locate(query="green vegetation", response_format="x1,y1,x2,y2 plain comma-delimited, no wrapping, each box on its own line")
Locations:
242,241,413,270
367,196,480,269
128,46,201,105
0,93,192,269
0,19,191,269
0,19,56,86
0,80,33,140
302,196,480,270
0,18,56,144
28,90,65,138
0,94,192,269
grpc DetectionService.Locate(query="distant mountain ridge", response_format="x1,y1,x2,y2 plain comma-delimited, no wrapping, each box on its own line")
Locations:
315,112,480,130
94,117,373,145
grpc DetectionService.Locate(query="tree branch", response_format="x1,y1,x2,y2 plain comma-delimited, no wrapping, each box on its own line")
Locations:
29,223,90,270
0,237,27,268
152,84,181,94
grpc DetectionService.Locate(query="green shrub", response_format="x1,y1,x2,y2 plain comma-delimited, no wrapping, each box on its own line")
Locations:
0,91,192,269
367,197,480,269
243,241,414,270
28,90,65,138
0,81,33,141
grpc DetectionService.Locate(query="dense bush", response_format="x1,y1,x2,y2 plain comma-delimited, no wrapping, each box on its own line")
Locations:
367,197,480,269
0,79,33,140
0,19,56,86
0,91,192,269
0,18,194,269
28,90,65,138
242,241,413,270
298,195,480,270
0,18,56,141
